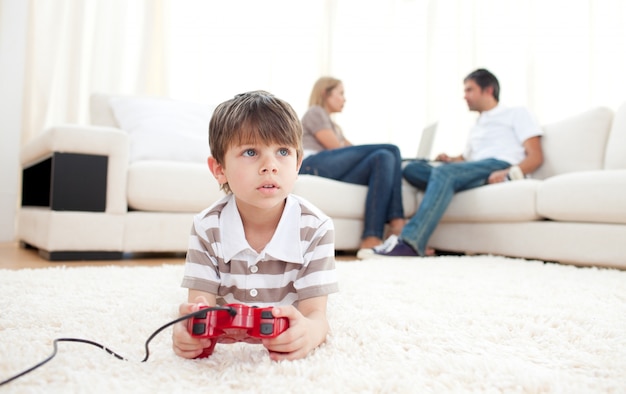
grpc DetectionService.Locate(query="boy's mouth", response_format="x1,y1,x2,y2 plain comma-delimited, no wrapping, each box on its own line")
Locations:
259,183,279,190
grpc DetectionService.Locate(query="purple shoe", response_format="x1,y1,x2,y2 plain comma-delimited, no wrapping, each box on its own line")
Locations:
373,240,420,258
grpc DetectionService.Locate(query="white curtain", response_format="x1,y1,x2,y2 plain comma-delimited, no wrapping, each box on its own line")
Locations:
21,0,167,143
20,0,626,157
327,0,427,155
425,0,626,156
165,0,329,115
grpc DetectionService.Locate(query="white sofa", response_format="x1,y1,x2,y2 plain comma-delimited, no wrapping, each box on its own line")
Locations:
428,104,626,269
17,94,626,269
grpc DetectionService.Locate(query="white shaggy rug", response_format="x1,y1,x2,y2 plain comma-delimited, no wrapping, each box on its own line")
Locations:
1,256,625,393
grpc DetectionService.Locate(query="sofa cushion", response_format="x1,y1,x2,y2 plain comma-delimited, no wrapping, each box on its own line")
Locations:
537,169,626,224
127,160,223,212
90,94,119,127
128,166,419,220
292,175,418,220
532,107,613,180
440,179,542,222
604,101,626,170
109,96,213,163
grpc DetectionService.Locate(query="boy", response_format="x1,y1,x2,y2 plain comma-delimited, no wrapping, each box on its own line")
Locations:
171,91,339,361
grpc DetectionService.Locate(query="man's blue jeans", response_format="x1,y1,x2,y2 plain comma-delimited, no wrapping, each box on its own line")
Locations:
300,144,404,240
401,158,510,255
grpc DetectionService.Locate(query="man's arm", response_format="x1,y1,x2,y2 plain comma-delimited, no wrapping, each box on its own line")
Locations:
487,135,544,183
516,136,543,175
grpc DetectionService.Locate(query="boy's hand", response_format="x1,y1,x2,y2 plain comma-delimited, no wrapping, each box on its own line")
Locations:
261,302,328,361
171,296,212,359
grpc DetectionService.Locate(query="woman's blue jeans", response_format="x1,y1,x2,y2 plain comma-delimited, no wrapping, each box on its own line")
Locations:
401,158,510,255
300,144,405,240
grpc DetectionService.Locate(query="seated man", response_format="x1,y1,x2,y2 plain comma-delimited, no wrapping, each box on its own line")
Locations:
365,68,544,258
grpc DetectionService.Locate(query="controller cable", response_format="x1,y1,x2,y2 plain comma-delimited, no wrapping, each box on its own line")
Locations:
0,305,236,387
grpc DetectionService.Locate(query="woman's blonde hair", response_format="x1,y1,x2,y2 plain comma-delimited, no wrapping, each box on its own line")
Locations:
308,76,342,107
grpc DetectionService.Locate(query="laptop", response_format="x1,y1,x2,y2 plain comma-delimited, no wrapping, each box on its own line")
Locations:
415,122,437,159
402,122,439,164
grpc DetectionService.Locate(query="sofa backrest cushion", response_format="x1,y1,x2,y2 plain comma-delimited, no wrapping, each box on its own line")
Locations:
604,101,626,169
91,94,119,127
532,106,613,180
90,94,214,163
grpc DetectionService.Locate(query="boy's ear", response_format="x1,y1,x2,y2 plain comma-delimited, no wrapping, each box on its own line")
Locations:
207,156,227,185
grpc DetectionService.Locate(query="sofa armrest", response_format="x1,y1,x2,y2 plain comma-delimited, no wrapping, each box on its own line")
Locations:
20,125,130,214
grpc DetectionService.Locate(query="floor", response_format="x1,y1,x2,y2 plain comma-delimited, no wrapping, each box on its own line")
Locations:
0,242,358,270
0,241,185,269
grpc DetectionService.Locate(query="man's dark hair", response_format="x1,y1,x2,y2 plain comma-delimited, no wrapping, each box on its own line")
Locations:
464,69,500,102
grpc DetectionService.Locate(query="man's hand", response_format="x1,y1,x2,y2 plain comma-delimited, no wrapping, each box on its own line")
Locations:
435,153,464,163
487,168,510,184
435,153,452,162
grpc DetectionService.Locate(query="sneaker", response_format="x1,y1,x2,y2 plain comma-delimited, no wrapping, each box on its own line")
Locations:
356,235,398,259
375,234,399,253
373,239,420,258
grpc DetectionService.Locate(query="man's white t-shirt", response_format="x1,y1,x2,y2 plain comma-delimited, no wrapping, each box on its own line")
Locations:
464,105,542,164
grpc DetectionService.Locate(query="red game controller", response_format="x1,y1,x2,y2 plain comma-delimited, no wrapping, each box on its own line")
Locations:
187,303,289,358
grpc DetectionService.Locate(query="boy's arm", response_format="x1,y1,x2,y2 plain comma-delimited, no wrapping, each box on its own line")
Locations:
297,295,330,349
188,289,217,305
263,295,329,361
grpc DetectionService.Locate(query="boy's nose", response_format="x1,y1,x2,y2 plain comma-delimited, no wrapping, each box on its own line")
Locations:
260,159,278,174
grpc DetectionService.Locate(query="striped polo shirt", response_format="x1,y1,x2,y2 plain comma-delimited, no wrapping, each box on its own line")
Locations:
181,193,339,307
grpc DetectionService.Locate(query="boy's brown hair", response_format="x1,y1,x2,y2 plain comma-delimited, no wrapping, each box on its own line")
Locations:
208,90,303,193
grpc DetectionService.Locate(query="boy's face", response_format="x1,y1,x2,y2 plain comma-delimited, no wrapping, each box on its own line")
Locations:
209,142,302,212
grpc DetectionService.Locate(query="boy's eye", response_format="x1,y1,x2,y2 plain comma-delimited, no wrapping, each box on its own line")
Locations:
278,148,289,156
243,149,256,157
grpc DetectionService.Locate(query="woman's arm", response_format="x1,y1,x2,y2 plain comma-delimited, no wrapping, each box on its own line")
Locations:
314,129,348,149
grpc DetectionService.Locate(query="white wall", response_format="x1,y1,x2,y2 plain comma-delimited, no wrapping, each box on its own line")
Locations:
0,0,28,242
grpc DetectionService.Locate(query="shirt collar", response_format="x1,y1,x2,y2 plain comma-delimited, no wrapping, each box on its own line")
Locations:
220,194,304,264
481,103,505,117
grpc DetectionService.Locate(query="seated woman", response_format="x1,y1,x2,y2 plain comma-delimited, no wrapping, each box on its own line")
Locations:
300,76,405,251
